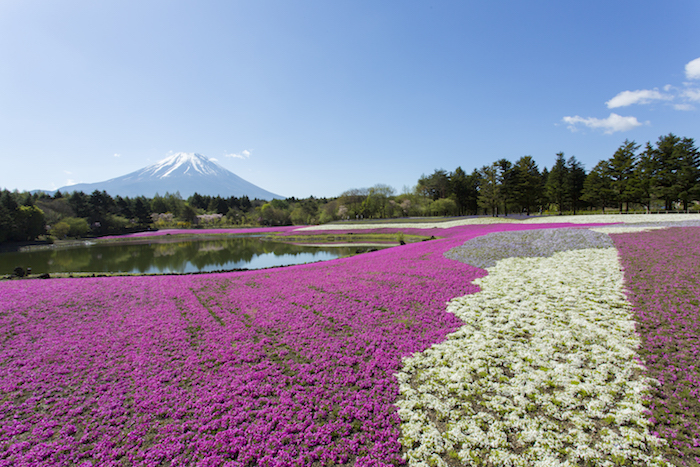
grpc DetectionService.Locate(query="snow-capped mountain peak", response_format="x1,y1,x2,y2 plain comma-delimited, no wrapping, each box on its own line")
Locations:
144,152,224,179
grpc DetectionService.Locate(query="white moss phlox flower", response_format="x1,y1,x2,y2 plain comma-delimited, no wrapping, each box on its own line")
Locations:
589,226,667,234
296,214,700,231
296,218,512,231
395,248,669,466
521,213,700,224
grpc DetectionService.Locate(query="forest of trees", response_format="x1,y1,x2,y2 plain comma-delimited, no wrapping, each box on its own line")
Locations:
1,133,698,244
337,133,699,218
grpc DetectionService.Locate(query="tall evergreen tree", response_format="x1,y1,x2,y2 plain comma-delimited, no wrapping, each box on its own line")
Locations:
581,160,614,211
512,156,542,215
0,191,18,242
449,167,479,215
675,137,700,211
68,191,90,219
608,140,639,212
651,133,684,210
567,156,586,215
495,159,515,215
627,143,656,211
545,152,569,214
477,163,500,216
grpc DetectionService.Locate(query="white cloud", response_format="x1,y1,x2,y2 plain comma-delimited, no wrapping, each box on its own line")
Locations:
562,59,699,134
63,170,72,175
562,113,645,134
685,57,700,80
209,157,219,162
65,179,76,186
114,153,121,158
682,88,700,102
674,103,695,111
225,150,251,159
605,88,672,108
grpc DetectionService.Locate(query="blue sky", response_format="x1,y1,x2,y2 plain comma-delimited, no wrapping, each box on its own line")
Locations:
1,1,699,199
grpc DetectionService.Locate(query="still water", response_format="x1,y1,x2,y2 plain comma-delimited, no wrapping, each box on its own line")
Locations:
0,236,366,275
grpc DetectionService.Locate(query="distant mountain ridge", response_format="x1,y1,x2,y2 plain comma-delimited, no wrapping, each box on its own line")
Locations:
54,153,282,199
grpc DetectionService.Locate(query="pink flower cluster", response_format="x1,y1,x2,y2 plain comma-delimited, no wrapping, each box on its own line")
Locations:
0,222,608,466
613,227,700,466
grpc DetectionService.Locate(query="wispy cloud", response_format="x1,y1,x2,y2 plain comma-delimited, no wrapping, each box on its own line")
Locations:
686,57,700,80
65,179,76,186
225,150,251,159
674,103,695,111
114,153,121,158
561,57,699,134
63,170,72,175
682,88,700,102
562,113,646,134
209,157,219,162
606,89,672,108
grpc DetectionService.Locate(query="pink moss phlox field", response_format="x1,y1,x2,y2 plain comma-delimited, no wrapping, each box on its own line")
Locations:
612,227,700,466
1,222,607,466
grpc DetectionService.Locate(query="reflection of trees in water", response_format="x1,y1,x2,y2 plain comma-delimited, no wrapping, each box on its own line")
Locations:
1,237,361,274
197,243,225,253
153,244,178,257
48,248,93,271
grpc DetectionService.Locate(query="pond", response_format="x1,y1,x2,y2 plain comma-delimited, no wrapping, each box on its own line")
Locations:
0,236,380,275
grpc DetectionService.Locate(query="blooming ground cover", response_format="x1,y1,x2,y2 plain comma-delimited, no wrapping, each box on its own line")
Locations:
398,232,668,466
612,227,700,466
298,214,700,232
1,218,698,466
2,222,586,466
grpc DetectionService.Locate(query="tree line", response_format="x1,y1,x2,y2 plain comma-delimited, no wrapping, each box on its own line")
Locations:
0,188,343,244
384,132,698,218
1,132,698,244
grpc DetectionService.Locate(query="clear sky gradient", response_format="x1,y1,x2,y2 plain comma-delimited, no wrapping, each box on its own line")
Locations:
1,1,699,198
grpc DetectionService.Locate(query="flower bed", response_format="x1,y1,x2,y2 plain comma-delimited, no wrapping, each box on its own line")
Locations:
444,227,614,269
612,227,700,466
396,230,668,466
3,217,697,466
2,224,562,466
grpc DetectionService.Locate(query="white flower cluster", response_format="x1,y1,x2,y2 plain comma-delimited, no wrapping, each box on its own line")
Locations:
521,213,700,225
589,226,667,234
296,214,700,232
395,248,669,466
296,218,513,231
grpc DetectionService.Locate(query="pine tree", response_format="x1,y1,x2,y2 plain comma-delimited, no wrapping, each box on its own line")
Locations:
512,156,542,215
608,140,639,212
545,152,569,214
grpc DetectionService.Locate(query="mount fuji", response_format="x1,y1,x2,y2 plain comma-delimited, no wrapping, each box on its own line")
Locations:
55,153,283,199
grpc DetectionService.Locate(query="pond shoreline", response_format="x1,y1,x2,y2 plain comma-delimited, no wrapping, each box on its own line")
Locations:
0,233,402,279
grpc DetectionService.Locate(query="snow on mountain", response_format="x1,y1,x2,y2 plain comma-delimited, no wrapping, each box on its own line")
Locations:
55,153,283,199
121,153,229,181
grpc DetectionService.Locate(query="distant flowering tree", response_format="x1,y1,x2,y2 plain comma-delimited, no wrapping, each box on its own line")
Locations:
151,212,175,227
196,213,223,225
400,199,411,215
